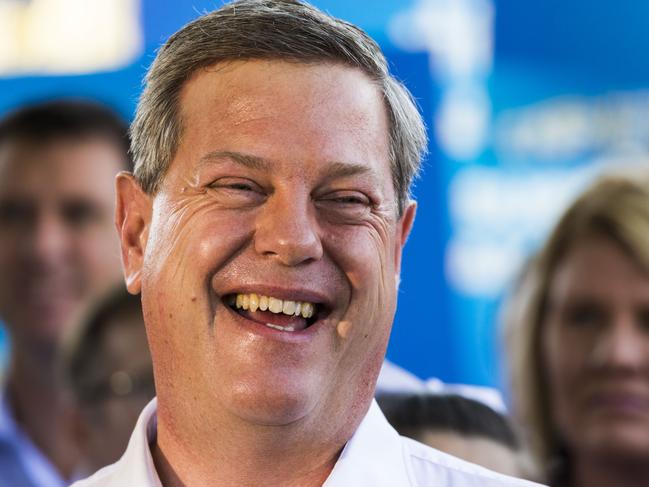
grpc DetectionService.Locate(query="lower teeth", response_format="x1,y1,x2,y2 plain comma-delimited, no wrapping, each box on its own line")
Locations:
265,323,295,332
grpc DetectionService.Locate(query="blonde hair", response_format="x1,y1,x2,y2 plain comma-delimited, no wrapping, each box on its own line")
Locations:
504,169,649,480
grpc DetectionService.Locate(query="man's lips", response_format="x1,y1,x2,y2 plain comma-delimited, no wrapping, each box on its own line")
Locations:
222,290,331,333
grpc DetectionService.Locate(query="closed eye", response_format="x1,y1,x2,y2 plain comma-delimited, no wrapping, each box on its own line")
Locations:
315,190,373,222
225,182,256,191
207,177,266,207
321,191,371,206
331,195,368,205
208,177,263,192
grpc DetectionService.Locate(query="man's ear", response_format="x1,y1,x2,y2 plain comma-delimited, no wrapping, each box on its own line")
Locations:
393,200,417,277
115,172,152,295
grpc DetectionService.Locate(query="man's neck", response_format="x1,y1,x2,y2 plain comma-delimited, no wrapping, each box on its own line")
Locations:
7,343,79,480
152,405,359,487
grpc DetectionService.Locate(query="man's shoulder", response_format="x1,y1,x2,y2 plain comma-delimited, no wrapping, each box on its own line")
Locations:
400,437,544,486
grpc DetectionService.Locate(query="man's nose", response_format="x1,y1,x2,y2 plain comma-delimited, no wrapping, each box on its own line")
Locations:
589,315,648,371
254,191,323,266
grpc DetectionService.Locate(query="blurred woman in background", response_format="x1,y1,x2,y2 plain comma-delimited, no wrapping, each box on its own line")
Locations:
505,171,649,487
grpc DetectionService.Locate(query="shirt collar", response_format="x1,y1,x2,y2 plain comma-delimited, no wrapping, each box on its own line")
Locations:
110,397,163,486
324,399,409,486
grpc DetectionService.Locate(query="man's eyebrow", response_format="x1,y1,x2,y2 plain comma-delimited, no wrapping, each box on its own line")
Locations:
198,151,373,179
198,151,270,171
323,161,372,180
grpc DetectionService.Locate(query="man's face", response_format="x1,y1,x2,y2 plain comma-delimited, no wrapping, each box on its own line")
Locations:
120,60,415,432
0,138,125,350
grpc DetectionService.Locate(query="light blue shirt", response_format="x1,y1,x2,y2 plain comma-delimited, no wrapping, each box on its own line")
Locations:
0,390,68,487
74,398,545,486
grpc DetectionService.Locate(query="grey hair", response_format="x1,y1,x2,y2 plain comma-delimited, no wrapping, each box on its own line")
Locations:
131,0,427,214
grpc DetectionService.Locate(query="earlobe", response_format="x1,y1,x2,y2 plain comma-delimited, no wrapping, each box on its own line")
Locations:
115,172,152,295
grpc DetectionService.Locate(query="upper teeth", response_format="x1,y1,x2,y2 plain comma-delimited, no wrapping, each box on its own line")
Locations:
233,293,315,319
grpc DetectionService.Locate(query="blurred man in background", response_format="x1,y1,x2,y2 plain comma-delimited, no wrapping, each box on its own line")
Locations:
0,100,130,486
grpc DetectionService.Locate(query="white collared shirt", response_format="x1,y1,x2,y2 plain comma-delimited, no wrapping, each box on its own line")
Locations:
0,390,68,487
73,398,545,487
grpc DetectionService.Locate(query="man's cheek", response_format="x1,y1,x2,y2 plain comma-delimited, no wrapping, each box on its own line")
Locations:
338,246,393,337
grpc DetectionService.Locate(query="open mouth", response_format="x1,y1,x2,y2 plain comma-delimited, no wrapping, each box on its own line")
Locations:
223,293,327,332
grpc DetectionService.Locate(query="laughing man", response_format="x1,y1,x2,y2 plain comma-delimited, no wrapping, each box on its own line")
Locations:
75,1,543,486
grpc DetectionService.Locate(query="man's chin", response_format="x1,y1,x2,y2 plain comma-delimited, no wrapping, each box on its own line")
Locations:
225,385,321,427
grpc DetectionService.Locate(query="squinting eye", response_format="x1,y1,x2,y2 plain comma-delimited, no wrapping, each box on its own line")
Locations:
322,191,371,207
315,191,372,222
208,177,263,193
207,177,266,207
225,182,256,191
332,195,368,205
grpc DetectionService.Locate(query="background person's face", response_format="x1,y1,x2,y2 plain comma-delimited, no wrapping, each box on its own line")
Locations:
543,236,649,461
77,311,153,473
0,138,125,350
125,60,415,434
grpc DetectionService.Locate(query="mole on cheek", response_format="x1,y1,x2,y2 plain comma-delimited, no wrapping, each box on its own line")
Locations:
337,320,352,339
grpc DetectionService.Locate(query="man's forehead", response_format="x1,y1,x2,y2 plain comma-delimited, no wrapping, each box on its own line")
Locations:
177,62,388,152
0,136,125,170
179,59,382,118
0,137,124,198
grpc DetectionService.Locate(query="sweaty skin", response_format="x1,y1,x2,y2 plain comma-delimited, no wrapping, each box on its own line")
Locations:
117,60,415,487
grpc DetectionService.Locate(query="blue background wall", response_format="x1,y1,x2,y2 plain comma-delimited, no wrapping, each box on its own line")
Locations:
2,0,649,389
